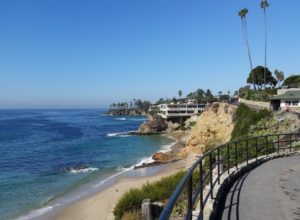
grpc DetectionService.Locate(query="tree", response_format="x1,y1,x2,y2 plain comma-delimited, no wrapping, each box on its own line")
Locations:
239,8,256,90
228,90,231,102
261,0,269,88
218,91,222,98
172,97,177,103
238,85,251,98
205,89,214,103
178,90,182,100
234,90,239,96
156,98,165,105
282,75,300,88
219,95,230,102
247,66,277,89
186,88,206,103
274,69,284,88
134,99,143,109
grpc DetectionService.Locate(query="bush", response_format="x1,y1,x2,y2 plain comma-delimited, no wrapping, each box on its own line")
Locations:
114,171,185,220
231,104,271,140
239,86,277,102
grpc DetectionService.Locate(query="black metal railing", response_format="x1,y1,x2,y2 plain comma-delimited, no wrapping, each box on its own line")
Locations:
159,132,300,220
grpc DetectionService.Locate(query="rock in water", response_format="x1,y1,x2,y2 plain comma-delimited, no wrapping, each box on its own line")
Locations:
152,152,170,162
138,115,168,134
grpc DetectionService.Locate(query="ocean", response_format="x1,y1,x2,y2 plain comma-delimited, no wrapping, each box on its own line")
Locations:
0,109,173,220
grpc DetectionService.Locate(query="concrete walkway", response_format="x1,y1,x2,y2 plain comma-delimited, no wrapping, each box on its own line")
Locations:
220,155,300,220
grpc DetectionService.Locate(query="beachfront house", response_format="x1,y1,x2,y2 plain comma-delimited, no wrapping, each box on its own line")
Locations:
158,103,207,120
270,90,300,112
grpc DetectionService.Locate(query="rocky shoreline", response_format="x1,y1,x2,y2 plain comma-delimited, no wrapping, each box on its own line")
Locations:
133,114,194,168
107,108,147,116
133,102,239,169
107,102,239,170
133,131,190,168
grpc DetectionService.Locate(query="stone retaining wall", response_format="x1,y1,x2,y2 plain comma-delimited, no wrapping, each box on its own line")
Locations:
238,98,271,110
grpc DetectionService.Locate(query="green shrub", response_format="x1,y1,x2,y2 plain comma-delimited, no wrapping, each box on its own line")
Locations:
231,104,271,140
114,171,185,220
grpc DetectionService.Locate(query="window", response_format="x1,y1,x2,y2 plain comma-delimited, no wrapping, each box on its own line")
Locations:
292,101,299,106
285,101,291,106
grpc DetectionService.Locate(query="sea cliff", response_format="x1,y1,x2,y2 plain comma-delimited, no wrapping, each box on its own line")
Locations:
135,102,237,165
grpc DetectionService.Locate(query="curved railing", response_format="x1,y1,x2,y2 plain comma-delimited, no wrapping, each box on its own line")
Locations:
159,132,300,220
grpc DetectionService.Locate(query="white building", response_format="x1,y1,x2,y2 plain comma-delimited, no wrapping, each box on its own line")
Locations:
158,103,207,119
271,90,300,112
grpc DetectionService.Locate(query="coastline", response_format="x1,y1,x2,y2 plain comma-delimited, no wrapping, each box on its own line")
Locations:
52,159,188,220
22,114,193,220
47,127,191,220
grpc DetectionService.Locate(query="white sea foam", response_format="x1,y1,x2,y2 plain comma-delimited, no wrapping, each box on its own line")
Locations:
115,117,126,121
17,205,57,220
129,118,145,121
93,156,156,189
69,167,99,174
106,131,134,137
134,157,155,167
158,142,177,153
92,167,132,188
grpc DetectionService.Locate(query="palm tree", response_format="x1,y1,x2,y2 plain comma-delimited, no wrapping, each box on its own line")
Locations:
228,90,231,102
274,69,284,88
239,8,256,90
261,0,269,89
218,91,222,99
178,90,182,100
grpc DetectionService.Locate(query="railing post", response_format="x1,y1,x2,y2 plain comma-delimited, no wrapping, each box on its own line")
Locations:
199,162,203,220
187,175,193,220
142,199,152,220
235,142,238,169
227,144,230,174
209,153,213,199
246,139,249,165
266,136,269,157
277,134,280,155
217,148,220,184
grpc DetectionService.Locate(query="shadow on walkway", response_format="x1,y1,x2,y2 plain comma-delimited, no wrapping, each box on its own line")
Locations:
218,171,250,220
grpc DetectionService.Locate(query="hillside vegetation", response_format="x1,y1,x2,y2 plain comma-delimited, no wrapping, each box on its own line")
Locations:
231,103,271,140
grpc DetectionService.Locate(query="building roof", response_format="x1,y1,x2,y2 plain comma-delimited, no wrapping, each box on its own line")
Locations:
271,90,300,100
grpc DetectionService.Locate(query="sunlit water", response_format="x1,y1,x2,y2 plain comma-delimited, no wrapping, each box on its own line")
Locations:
0,109,173,219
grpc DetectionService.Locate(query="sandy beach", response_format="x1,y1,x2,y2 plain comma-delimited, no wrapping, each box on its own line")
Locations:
53,159,189,220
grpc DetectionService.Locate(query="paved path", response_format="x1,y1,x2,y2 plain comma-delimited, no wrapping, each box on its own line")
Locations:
220,155,300,220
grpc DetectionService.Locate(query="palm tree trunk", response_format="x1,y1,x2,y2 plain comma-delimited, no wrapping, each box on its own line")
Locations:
263,8,267,89
244,17,256,90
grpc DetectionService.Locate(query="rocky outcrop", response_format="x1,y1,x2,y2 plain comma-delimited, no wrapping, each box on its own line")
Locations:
152,152,170,162
166,121,181,132
180,103,236,157
138,115,168,134
107,109,146,116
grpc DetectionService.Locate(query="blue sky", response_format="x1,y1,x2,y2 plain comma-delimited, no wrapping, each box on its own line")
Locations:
0,0,299,109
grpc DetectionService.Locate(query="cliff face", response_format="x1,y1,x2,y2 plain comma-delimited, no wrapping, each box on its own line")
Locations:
181,103,236,157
